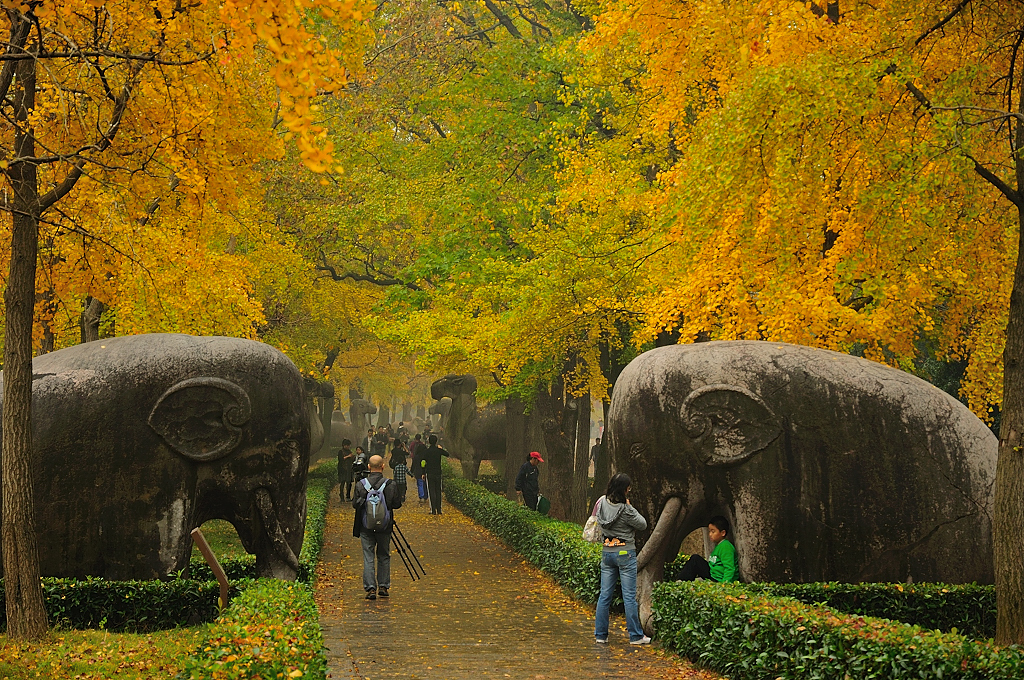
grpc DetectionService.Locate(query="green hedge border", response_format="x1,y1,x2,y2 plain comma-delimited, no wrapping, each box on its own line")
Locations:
747,581,996,640
443,463,603,602
654,581,1023,679
177,579,325,680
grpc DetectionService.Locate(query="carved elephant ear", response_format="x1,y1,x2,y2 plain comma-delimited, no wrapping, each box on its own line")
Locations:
148,377,252,462
681,384,781,466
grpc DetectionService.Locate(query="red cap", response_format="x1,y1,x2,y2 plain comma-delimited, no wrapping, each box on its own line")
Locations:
529,451,544,462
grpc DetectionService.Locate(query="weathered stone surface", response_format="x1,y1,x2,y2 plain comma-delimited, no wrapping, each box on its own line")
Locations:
0,334,312,581
609,341,996,587
430,376,506,478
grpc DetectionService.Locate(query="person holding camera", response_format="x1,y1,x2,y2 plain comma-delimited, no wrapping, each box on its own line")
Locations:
352,455,403,600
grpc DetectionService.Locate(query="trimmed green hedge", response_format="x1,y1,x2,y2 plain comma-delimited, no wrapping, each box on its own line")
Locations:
748,581,996,640
654,581,1024,679
178,579,325,680
443,463,602,603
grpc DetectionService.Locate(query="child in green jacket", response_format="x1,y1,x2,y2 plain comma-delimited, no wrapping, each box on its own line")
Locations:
675,515,738,583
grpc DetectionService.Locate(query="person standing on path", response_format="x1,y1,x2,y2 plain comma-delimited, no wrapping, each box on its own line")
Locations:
337,438,356,501
514,451,544,511
421,434,450,515
352,455,403,600
389,440,410,505
593,472,650,645
409,433,428,503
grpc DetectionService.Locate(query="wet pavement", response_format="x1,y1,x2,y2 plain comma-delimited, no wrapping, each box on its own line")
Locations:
314,488,717,680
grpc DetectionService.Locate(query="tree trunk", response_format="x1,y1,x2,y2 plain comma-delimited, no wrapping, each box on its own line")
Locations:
535,371,580,521
591,398,612,503
2,47,48,640
79,296,105,343
995,203,1024,645
317,396,332,460
570,392,591,523
377,402,391,429
402,402,413,422
505,396,527,501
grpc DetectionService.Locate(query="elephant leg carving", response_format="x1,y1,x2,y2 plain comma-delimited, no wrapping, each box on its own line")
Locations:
637,497,684,635
254,488,300,579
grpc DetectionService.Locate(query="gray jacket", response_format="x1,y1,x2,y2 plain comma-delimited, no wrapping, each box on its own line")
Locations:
595,496,647,552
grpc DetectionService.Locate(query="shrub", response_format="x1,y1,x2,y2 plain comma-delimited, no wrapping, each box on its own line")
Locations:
653,581,1024,680
746,581,996,639
443,464,602,603
177,579,325,680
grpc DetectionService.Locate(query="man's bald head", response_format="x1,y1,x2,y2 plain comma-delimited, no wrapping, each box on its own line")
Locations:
368,455,385,471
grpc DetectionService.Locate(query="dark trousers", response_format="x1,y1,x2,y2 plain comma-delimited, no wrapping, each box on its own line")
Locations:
523,492,539,511
341,481,353,500
426,473,443,514
360,528,392,591
676,554,711,581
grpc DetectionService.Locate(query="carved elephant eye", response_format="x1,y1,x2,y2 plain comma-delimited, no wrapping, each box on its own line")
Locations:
148,377,252,462
681,384,781,466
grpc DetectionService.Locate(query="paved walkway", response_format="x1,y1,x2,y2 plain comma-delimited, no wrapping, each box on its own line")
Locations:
314,488,717,680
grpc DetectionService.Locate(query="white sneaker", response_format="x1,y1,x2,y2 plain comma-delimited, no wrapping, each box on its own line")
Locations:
630,636,652,645
595,638,608,644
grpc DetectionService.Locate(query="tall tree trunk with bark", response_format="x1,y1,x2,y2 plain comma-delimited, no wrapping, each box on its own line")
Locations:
995,202,1024,645
535,370,580,520
505,396,527,501
570,392,591,523
79,296,106,343
2,42,48,640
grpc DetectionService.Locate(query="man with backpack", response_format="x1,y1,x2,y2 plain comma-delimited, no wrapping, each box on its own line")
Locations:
352,455,403,600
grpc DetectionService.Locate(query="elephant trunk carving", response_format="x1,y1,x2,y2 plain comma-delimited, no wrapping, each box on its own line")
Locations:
254,487,300,579
636,497,684,634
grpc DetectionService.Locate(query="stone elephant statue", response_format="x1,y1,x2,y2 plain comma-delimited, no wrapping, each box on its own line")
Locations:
430,375,507,479
607,341,996,633
0,334,317,581
348,397,377,440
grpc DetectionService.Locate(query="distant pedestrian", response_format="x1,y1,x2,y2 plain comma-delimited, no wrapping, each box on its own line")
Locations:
515,451,544,511
372,426,389,457
353,455,403,600
590,438,601,464
352,445,369,483
593,473,649,645
389,440,410,505
421,434,450,515
337,438,355,501
409,434,428,502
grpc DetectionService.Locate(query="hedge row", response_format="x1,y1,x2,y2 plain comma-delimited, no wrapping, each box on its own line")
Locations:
1,461,337,632
442,464,603,603
747,581,996,640
654,581,1023,680
177,579,325,680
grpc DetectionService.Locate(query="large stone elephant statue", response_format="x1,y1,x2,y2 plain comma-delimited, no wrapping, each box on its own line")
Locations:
430,375,507,479
330,397,378,451
0,334,317,581
607,341,996,632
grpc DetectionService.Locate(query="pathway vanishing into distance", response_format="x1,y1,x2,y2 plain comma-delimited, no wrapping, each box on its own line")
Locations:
314,488,717,680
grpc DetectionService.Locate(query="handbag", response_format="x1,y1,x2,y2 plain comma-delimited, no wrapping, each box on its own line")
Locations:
582,496,604,543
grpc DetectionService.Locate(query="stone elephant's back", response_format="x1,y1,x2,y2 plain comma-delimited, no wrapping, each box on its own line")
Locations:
609,340,996,585
0,333,307,579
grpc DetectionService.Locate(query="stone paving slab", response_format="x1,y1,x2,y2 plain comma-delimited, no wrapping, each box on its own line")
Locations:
314,489,717,680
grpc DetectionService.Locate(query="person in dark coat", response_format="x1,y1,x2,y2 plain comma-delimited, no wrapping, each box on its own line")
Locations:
409,434,428,502
421,434,450,515
337,438,355,501
515,451,544,511
352,455,403,599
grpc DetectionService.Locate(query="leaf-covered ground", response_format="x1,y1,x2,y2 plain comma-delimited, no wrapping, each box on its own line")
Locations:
0,627,206,679
315,488,721,679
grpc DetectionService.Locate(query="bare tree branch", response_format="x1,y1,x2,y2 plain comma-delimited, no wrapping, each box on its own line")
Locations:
916,0,972,46
316,253,422,291
481,0,523,40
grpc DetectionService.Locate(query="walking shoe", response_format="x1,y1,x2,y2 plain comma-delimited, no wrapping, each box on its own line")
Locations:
365,589,376,600
378,587,390,598
629,636,652,645
595,638,608,644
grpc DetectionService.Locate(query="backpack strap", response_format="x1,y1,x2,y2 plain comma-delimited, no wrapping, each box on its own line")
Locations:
361,478,373,492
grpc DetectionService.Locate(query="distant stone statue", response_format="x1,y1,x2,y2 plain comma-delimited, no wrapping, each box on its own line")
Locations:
430,375,507,479
0,334,317,581
607,341,997,633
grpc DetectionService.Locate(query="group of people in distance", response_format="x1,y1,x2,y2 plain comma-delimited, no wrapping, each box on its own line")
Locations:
336,422,452,600
590,473,736,645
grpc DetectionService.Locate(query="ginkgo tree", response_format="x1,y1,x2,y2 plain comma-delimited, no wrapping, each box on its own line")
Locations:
570,0,1024,643
0,0,371,639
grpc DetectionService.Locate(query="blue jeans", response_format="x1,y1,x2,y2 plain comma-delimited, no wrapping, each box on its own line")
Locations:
595,549,644,641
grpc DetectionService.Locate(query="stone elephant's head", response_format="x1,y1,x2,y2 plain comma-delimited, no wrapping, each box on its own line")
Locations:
428,397,451,417
430,374,477,400
0,333,313,581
